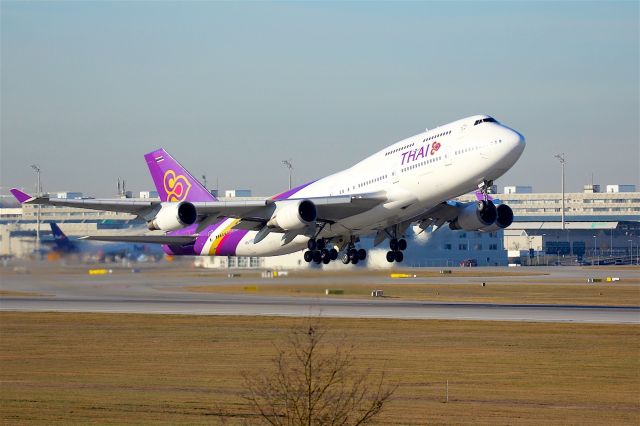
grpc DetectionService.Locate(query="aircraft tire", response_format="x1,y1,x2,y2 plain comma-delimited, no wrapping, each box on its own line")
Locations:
312,251,322,263
348,248,357,260
303,251,313,262
351,257,359,265
341,253,351,264
389,238,398,251
357,249,367,260
317,239,326,250
307,239,317,251
329,248,338,260
386,251,395,263
398,239,407,251
394,250,404,263
322,256,331,265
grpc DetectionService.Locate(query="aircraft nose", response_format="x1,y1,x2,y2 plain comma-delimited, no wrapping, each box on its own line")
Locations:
508,129,526,155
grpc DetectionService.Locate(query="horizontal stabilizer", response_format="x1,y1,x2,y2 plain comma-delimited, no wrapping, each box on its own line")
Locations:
80,235,196,245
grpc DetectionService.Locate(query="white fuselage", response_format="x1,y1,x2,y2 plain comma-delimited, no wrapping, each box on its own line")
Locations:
200,115,525,257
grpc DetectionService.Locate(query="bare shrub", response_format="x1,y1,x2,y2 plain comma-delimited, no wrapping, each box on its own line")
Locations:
242,323,396,425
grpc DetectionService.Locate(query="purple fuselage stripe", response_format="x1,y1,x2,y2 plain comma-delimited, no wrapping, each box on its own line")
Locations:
163,219,229,255
193,220,229,254
271,180,317,200
216,229,250,256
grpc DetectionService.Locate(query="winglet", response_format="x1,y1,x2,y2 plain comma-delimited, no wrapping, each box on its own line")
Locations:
10,188,33,204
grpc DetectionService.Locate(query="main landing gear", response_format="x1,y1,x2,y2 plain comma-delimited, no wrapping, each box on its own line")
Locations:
304,238,338,265
304,238,366,265
386,238,407,263
341,244,367,265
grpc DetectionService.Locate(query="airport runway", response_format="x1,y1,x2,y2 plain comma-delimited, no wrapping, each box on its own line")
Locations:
2,295,639,324
1,262,639,323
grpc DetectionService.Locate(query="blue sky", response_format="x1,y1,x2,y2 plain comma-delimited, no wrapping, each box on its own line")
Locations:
1,1,638,197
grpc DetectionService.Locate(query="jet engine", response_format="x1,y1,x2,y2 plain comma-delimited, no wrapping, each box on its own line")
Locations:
266,199,317,231
147,201,197,231
480,204,514,232
449,200,497,231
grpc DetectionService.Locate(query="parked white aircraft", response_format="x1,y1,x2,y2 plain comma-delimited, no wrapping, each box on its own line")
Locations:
12,114,525,264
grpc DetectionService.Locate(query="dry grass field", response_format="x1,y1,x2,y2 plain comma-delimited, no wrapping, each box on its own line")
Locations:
1,313,638,425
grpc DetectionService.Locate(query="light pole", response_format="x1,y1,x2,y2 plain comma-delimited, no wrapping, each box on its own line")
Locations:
282,159,293,190
610,228,613,258
554,153,566,231
593,234,598,265
629,239,633,265
30,164,41,255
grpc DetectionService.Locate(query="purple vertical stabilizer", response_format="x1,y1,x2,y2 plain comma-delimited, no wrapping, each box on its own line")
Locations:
10,188,33,204
144,148,216,202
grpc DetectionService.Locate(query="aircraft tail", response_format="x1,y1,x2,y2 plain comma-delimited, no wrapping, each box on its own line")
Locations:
50,223,75,251
144,148,216,202
50,223,67,241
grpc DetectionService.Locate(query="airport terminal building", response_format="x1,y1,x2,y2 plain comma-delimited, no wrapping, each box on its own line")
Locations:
458,184,640,265
1,184,639,267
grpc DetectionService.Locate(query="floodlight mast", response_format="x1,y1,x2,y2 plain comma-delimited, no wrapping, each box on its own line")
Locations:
554,153,566,231
282,159,293,190
30,164,41,254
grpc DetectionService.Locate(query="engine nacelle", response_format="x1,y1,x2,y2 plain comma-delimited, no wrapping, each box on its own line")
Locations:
266,199,317,231
480,204,514,232
147,201,197,231
449,200,497,231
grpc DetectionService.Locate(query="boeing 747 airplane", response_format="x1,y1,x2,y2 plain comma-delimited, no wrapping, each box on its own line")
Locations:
11,114,525,264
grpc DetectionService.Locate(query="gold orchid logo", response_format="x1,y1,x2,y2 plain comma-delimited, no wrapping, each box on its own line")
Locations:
163,170,192,202
430,141,441,156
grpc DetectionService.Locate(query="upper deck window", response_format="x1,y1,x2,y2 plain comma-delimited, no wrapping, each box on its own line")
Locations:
474,117,498,126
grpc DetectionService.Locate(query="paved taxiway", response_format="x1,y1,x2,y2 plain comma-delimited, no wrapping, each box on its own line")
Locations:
1,263,639,323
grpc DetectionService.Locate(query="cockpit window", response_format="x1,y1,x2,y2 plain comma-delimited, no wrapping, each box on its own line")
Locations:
474,117,498,126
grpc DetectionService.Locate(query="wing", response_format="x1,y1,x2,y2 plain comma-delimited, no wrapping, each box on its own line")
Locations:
11,188,387,231
411,200,461,229
11,189,157,216
193,192,386,223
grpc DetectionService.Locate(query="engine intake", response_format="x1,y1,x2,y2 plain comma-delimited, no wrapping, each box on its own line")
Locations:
449,200,497,231
267,199,317,231
147,201,197,231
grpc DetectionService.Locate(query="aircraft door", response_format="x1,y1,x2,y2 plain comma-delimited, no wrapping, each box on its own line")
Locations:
458,124,468,139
